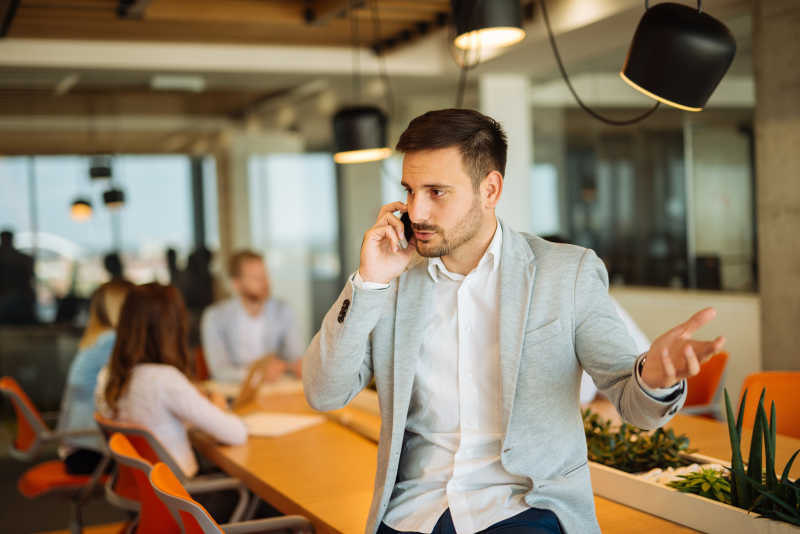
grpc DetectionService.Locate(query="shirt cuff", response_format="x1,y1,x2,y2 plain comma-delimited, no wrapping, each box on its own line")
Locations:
635,353,684,401
352,271,391,290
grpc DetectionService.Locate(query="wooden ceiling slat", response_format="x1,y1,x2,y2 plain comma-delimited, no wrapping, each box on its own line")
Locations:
10,0,455,47
145,0,306,25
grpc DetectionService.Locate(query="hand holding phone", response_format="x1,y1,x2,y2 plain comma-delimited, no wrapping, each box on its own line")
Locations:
400,212,414,243
358,201,416,284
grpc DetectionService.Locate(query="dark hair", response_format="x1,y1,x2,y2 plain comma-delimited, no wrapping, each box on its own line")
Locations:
104,283,191,415
395,108,508,189
228,250,263,278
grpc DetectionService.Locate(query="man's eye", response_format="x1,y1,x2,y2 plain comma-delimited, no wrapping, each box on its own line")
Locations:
432,189,444,197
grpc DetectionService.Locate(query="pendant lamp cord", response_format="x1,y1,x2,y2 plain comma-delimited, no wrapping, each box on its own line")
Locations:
540,0,660,126
350,0,361,101
370,0,394,115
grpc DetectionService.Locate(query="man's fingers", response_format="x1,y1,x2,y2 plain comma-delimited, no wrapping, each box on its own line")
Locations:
377,201,407,220
661,348,677,386
687,336,726,361
678,307,717,338
384,213,408,248
684,344,701,377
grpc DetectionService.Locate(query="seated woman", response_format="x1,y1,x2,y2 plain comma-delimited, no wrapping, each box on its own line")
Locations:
57,279,133,475
96,283,247,478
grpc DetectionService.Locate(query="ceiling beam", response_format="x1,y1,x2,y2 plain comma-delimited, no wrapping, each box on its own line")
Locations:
0,38,451,76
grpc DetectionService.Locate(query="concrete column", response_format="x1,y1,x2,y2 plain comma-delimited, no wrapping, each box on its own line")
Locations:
754,1,800,370
479,74,533,233
337,161,384,278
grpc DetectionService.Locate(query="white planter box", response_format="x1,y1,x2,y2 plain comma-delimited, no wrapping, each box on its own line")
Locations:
590,455,800,534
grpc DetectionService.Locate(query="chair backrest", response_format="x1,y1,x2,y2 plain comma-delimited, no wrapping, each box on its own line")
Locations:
93,412,188,483
108,433,181,534
685,351,729,407
739,372,800,439
150,462,222,534
0,376,49,458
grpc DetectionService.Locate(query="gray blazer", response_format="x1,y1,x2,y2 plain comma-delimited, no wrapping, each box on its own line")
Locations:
303,220,686,534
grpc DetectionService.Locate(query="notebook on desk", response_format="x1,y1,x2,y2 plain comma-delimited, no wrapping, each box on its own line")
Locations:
241,412,324,437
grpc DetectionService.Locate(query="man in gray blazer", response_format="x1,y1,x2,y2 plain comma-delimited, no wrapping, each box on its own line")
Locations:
303,109,725,534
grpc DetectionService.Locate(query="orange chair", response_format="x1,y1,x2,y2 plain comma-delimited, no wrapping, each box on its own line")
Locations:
107,433,182,534
150,462,312,534
681,352,729,420
738,372,800,439
94,412,251,521
0,377,108,534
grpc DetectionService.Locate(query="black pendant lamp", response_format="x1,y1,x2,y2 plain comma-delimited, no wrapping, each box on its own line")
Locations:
332,1,392,165
452,0,525,51
70,198,92,221
333,106,392,164
103,187,126,210
621,1,736,112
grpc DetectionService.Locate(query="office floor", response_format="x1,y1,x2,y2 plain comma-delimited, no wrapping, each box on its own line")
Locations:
0,418,128,534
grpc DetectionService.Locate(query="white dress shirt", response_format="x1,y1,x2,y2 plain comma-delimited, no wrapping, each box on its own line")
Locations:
354,221,679,534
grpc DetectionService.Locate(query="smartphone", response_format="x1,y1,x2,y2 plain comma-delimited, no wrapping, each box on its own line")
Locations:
400,212,413,242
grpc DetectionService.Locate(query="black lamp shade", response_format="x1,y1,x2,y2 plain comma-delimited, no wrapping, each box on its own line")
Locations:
333,106,392,164
621,2,736,111
452,0,525,50
71,198,92,221
89,155,113,180
103,188,125,209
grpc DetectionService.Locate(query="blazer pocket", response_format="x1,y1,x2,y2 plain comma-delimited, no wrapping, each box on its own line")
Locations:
561,459,588,479
524,318,562,345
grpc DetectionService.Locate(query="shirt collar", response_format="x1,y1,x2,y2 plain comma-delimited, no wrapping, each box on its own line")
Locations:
427,218,502,283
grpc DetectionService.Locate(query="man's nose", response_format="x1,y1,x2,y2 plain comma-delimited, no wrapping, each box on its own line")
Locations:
407,198,429,224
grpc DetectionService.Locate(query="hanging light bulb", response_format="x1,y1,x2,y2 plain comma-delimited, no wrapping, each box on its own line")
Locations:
103,188,126,211
71,198,93,221
333,106,392,164
620,2,736,112
452,0,525,51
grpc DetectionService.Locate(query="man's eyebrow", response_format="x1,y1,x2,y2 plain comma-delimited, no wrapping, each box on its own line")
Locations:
400,182,453,189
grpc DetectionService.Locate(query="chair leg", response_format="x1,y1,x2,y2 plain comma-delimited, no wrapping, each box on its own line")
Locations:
243,493,261,520
69,500,84,534
229,486,250,522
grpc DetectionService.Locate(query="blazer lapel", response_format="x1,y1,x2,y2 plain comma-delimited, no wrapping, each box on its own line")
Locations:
393,262,434,422
498,222,537,429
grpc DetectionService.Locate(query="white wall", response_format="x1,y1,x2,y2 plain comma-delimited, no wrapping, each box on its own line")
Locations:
611,286,761,412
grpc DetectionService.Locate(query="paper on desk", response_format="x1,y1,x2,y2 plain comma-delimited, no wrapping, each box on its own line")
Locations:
203,377,304,399
241,412,324,437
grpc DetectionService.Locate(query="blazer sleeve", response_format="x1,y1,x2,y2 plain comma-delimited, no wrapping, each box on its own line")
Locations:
574,249,686,429
302,276,393,412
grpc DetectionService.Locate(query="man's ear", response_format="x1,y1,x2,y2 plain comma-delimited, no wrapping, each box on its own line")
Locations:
481,170,504,209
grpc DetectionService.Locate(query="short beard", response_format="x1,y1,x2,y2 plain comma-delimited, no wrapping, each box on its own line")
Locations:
415,194,482,258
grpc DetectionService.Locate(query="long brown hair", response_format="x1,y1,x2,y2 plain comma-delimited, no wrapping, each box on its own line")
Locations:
79,280,134,349
104,283,192,415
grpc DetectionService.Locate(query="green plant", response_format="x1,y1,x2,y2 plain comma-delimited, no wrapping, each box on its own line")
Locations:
583,409,695,473
668,468,732,504
724,387,800,526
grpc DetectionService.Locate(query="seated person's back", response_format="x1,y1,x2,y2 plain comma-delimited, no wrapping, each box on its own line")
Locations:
58,279,133,474
201,250,304,383
96,283,246,478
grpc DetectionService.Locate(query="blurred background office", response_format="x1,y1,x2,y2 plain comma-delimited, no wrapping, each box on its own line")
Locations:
0,0,798,531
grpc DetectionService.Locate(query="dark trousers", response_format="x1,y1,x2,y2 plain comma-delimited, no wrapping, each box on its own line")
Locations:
377,507,562,534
